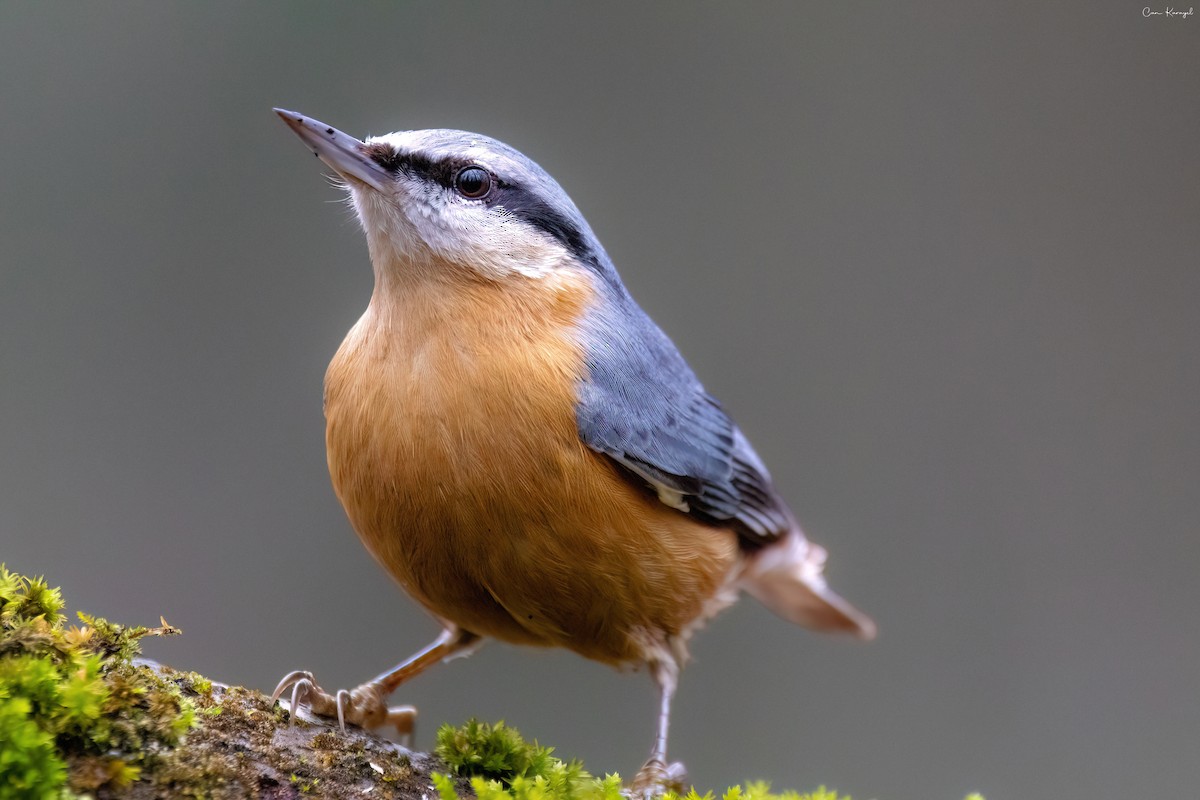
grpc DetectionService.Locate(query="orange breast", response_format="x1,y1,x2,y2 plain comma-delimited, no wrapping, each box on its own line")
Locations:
324,265,738,665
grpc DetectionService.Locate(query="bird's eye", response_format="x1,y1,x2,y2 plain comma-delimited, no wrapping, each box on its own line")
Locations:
454,166,492,199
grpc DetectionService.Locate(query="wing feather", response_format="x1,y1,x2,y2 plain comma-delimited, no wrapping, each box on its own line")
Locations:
574,288,793,544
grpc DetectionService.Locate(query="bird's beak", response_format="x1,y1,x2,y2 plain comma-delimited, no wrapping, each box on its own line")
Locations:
274,108,391,193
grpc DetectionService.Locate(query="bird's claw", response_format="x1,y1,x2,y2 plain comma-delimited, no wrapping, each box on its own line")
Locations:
629,758,687,799
270,670,418,745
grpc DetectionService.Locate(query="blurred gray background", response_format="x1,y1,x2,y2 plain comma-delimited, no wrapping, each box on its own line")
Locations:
2,3,1197,799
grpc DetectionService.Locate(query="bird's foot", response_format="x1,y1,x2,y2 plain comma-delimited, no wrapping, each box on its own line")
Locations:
629,757,687,799
270,670,417,745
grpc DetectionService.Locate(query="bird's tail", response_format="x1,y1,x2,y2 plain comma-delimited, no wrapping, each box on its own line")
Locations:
740,531,876,640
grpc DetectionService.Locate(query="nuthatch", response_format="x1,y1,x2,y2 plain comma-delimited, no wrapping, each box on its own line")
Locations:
270,108,874,796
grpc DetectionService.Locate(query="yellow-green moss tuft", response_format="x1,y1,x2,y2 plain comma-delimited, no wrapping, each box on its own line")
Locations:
430,718,963,800
0,564,192,798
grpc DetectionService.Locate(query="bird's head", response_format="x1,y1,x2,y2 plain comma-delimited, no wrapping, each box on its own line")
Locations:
275,109,606,285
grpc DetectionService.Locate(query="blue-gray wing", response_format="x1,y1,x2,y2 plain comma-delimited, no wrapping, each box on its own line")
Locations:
574,290,794,544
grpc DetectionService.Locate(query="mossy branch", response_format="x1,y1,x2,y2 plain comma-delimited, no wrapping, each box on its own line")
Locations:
0,566,985,800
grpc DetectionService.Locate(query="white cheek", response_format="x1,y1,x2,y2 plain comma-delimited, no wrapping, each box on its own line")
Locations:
414,203,569,279
350,188,424,262
350,180,571,280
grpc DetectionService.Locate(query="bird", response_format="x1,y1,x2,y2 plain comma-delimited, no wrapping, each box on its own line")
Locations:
270,108,875,796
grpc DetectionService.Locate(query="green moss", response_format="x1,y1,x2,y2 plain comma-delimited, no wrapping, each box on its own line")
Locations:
432,719,967,800
0,564,194,798
668,785,863,800
436,719,570,786
0,692,67,798
0,567,987,800
435,719,615,800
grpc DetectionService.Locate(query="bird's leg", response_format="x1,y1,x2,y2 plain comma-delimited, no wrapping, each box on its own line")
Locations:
271,626,480,742
630,659,688,798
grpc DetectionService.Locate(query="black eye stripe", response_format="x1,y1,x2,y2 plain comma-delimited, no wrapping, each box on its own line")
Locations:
496,186,595,265
363,144,600,268
364,144,457,186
